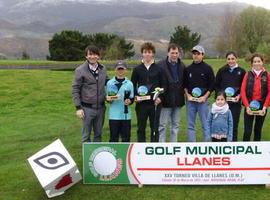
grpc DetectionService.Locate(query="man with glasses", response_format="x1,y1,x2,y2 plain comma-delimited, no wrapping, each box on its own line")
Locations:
183,45,215,142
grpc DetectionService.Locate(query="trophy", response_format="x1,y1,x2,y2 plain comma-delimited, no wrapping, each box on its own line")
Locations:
135,85,151,101
190,87,202,102
249,100,264,116
225,87,238,102
106,84,120,101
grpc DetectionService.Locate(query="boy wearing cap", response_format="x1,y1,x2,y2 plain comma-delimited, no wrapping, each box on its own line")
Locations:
106,61,134,142
72,45,109,143
183,45,215,142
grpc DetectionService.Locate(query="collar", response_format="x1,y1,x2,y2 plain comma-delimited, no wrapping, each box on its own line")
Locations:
113,76,127,83
88,62,99,71
252,67,265,77
167,57,179,64
229,64,238,70
142,59,155,70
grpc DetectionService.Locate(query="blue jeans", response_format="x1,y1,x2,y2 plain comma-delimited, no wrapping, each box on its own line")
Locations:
159,107,180,142
186,100,210,142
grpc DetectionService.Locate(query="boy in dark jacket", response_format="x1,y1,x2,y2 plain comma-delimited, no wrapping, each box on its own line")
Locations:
183,45,215,142
131,42,165,142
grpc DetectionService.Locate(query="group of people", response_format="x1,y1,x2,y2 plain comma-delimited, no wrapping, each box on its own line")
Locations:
72,42,270,143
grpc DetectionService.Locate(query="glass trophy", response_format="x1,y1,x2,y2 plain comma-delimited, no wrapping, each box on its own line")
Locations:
190,87,202,102
135,85,151,101
225,87,237,102
106,84,120,101
249,100,263,115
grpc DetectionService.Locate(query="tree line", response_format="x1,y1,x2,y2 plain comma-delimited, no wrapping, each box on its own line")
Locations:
215,6,270,61
47,5,270,61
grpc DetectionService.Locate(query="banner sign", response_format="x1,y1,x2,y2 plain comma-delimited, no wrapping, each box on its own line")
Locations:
83,142,270,185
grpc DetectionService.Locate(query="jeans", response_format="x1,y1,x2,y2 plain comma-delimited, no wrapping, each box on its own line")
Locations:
186,100,209,142
159,107,180,142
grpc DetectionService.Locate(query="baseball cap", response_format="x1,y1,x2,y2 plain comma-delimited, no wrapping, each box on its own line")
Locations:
114,60,127,69
191,45,205,54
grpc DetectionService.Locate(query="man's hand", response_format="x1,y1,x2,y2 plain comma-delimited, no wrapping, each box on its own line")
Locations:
199,95,207,103
154,97,161,106
186,93,193,101
76,109,85,119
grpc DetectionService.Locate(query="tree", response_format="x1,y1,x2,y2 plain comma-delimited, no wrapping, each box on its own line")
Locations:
48,31,134,61
48,30,88,61
236,6,270,54
87,33,134,60
170,25,201,55
21,50,30,60
215,8,239,56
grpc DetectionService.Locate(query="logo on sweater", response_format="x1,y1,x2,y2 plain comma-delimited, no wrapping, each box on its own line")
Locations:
88,147,122,181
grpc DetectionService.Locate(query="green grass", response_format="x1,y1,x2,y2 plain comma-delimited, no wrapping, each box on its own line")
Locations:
1,59,270,200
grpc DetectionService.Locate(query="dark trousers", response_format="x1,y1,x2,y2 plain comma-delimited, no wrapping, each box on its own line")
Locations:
109,120,131,142
135,103,161,142
243,109,267,141
212,138,227,142
228,103,242,141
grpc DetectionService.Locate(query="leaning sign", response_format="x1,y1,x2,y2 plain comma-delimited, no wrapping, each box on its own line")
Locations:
83,142,270,185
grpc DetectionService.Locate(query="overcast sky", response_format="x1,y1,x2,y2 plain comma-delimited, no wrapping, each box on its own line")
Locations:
141,0,270,10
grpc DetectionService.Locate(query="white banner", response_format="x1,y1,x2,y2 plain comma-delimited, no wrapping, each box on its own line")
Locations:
83,142,270,185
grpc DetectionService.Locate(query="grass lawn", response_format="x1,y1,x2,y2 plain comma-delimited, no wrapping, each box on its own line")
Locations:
1,59,270,200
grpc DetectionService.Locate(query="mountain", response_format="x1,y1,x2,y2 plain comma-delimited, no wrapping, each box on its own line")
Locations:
0,0,249,59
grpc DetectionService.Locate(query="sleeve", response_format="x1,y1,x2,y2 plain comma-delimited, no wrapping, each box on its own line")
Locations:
71,68,83,110
206,111,212,142
158,66,167,102
207,65,215,93
227,110,233,142
263,73,270,107
183,67,188,90
215,68,222,94
240,73,249,107
131,68,138,96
